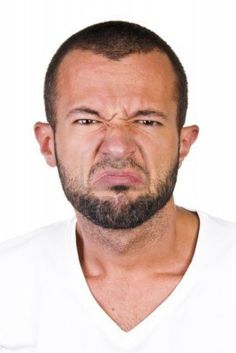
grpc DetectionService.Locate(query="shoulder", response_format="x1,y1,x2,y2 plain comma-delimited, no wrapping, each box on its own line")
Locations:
0,218,75,275
0,218,74,254
0,218,76,343
198,211,236,239
197,211,236,267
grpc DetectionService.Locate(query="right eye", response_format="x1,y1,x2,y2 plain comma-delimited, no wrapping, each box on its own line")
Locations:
75,119,98,125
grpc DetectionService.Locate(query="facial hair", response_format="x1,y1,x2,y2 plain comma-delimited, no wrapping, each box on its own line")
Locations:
55,150,179,230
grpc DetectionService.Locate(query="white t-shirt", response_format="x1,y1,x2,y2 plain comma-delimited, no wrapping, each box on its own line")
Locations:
0,211,236,353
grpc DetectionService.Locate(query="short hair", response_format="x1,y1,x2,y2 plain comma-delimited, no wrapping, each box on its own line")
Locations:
44,21,188,131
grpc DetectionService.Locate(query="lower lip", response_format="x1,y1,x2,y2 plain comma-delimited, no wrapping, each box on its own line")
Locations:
93,174,144,187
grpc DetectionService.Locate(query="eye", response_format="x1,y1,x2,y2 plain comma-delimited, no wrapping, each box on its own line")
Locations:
75,119,98,125
135,120,162,126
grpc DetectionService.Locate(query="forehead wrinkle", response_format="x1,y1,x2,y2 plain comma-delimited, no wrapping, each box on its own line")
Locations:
54,50,179,122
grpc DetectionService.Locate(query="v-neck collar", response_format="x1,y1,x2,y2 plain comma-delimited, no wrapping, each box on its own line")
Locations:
64,211,206,349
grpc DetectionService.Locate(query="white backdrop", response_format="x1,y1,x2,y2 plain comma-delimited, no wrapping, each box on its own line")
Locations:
0,0,235,242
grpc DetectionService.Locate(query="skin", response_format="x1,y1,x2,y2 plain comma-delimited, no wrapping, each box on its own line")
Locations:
35,49,199,332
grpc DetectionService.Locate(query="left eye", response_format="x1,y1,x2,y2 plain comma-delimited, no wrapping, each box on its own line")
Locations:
136,120,160,126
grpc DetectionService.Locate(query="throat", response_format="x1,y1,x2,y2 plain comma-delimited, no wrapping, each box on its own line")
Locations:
76,204,172,254
75,207,199,332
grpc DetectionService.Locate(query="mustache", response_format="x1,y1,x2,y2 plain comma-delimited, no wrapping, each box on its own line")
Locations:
89,158,149,180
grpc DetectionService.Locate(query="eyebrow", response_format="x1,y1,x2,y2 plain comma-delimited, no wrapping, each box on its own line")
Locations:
132,110,167,119
66,107,101,118
66,107,167,120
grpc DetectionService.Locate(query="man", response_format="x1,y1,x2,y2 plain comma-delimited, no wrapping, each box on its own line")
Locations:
0,21,235,353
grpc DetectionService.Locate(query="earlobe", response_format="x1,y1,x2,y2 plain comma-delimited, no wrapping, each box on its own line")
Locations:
179,125,199,164
34,122,57,167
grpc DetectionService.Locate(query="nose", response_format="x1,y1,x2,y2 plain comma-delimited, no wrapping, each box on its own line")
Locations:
99,124,136,159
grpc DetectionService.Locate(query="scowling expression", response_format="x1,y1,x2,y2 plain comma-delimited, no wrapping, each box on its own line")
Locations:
35,50,198,228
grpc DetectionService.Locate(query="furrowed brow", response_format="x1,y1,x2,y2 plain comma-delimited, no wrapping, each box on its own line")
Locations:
133,109,167,119
66,107,100,118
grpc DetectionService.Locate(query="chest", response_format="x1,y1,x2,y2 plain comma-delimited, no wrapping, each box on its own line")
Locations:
86,274,182,332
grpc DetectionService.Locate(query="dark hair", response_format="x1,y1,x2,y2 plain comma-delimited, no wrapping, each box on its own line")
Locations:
44,21,188,131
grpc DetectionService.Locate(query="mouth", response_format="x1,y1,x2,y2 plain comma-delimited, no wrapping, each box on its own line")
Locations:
91,170,145,189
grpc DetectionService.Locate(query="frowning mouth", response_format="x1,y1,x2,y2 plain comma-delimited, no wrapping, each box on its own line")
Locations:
91,170,145,188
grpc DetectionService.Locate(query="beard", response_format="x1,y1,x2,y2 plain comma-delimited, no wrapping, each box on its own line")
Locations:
55,151,179,229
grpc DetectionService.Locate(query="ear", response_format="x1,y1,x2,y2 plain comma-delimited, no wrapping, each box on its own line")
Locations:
34,122,57,167
179,125,199,165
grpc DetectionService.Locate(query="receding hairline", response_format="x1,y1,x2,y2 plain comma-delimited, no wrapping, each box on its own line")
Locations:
44,21,188,131
53,48,179,115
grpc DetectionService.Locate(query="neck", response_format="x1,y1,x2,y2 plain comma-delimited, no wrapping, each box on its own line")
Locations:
75,200,199,278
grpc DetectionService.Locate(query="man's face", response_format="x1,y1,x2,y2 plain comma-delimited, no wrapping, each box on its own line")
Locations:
52,50,181,228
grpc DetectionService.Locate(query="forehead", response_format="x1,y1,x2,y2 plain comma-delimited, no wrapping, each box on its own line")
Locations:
56,49,177,115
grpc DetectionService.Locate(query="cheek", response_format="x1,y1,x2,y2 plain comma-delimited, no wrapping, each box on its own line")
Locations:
55,130,102,184
142,133,179,176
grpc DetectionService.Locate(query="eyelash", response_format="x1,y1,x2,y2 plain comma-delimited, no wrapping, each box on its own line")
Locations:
75,119,98,125
75,119,162,126
135,120,161,126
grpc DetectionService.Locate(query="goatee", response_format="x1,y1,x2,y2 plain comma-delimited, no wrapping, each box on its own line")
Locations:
56,154,179,229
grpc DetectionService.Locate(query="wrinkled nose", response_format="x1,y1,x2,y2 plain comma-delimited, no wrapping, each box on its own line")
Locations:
99,125,136,159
